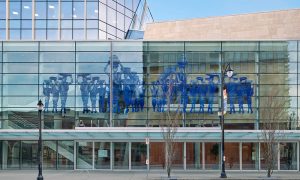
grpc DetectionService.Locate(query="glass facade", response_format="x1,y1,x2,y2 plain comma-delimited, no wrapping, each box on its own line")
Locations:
0,41,299,171
0,0,141,40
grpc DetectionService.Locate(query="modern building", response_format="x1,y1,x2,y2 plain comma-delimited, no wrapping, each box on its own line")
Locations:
0,7,300,172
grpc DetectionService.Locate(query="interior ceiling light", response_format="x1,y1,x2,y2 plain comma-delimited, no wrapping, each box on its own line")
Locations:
23,6,30,9
94,10,98,13
35,13,39,17
49,5,55,9
73,14,77,18
12,11,19,15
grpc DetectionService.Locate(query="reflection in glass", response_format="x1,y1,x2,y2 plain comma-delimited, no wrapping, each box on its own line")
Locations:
76,141,93,169
205,142,219,170
21,141,38,169
58,141,74,169
131,142,147,169
113,142,129,169
186,142,202,169
242,143,258,170
280,142,297,170
95,142,111,169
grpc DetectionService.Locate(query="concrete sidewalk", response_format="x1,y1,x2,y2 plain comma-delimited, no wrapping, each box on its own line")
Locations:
0,170,300,180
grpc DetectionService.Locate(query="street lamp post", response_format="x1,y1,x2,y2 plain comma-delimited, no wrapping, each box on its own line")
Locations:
219,63,233,178
37,100,44,180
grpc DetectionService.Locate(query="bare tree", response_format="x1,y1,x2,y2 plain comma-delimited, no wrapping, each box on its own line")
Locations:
259,89,288,177
160,74,181,178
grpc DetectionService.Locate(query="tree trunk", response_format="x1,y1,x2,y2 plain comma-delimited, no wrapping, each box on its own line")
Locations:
267,169,271,178
167,166,171,178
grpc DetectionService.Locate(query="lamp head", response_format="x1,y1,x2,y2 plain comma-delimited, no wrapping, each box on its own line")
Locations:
37,99,44,111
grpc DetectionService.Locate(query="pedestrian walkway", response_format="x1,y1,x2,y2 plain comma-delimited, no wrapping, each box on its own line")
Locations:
0,170,299,180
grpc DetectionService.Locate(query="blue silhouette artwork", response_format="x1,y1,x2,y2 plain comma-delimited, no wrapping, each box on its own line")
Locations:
206,75,217,114
176,54,188,113
89,77,99,113
226,77,237,114
197,77,206,114
78,74,91,113
59,74,73,114
150,81,158,112
98,80,106,113
237,77,247,114
138,81,146,112
42,80,51,112
50,77,60,113
189,80,198,113
246,81,254,113
122,67,131,114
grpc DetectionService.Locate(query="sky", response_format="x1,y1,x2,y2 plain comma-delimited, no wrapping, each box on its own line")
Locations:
147,0,300,22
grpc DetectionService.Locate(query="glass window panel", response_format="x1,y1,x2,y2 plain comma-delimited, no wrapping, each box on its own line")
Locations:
3,52,38,62
3,85,38,96
40,52,75,63
131,142,147,169
21,1,32,19
4,141,21,169
3,97,38,108
147,42,185,52
94,142,111,169
224,143,240,170
73,1,84,19
107,25,116,37
185,42,221,52
47,29,58,40
3,42,38,52
0,2,6,19
99,21,106,31
73,20,84,29
21,30,32,40
76,42,110,52
260,85,297,96
61,2,72,19
0,20,5,28
76,141,93,169
35,20,46,29
99,3,106,22
125,0,132,9
260,74,297,84
21,141,38,169
76,63,107,73
260,52,297,62
9,20,21,29
107,7,116,26
222,42,258,51
35,30,46,40
21,20,32,29
117,3,125,13
61,20,72,29
242,143,258,170
73,29,84,40
112,42,143,52
48,2,58,19
87,20,98,28
205,142,220,170
43,141,57,169
117,12,124,31
260,41,298,52
150,142,164,169
125,8,133,18
10,2,21,19
0,30,5,40
117,30,124,39
3,63,38,73
3,74,38,84
99,30,106,39
87,2,98,19
47,20,58,29
186,142,202,169
76,52,109,63
58,141,74,169
61,30,72,40
40,42,75,51
87,29,99,40
108,0,116,8
40,63,75,74
113,142,129,169
35,2,46,19
260,62,297,74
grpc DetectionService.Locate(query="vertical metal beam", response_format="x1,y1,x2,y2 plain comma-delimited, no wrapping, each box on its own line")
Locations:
84,0,87,40
110,142,113,170
109,41,113,127
258,142,261,170
92,141,95,170
278,142,280,170
129,142,131,170
73,141,76,170
297,141,299,171
255,50,260,129
239,142,242,171
32,0,35,40
202,142,205,170
58,0,61,40
5,0,9,40
147,141,150,170
183,142,186,170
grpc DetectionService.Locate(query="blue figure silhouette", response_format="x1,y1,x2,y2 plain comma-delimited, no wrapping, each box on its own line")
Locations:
59,74,73,114
189,80,198,113
246,81,254,113
122,67,131,114
138,81,146,112
237,77,247,114
197,77,206,114
176,54,188,113
227,77,237,114
207,75,217,114
50,77,60,113
43,80,51,112
78,74,90,113
89,77,99,113
150,81,158,112
98,80,106,113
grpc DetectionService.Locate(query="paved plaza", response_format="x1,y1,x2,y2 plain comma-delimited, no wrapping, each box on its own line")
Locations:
0,170,300,180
